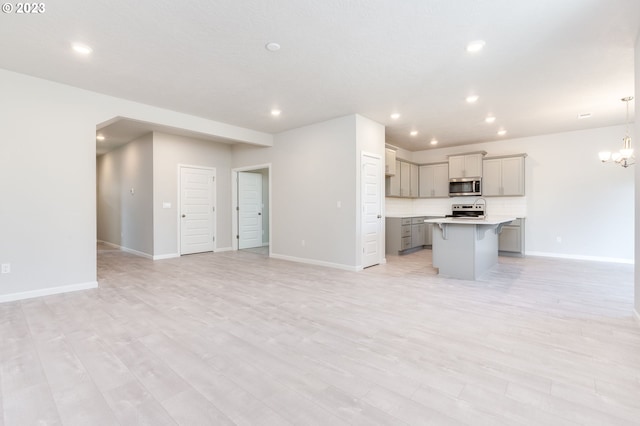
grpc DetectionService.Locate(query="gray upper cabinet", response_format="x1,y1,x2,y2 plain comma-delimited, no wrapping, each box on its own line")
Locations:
400,161,411,197
385,148,397,176
448,153,484,178
386,160,401,196
419,163,449,198
386,159,419,198
483,155,526,196
409,163,419,198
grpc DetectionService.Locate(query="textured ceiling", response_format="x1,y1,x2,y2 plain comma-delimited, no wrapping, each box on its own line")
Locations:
1,0,639,151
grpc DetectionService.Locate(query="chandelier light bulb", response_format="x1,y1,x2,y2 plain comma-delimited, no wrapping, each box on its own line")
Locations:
599,96,635,168
599,151,611,162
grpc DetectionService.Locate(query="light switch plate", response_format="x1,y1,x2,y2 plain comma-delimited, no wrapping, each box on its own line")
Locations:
1,264,10,274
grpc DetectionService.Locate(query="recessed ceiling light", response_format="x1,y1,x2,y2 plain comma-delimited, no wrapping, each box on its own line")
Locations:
390,113,401,120
497,129,507,136
96,134,105,141
271,109,281,116
265,42,281,52
485,116,496,123
466,95,479,103
72,43,92,55
430,139,438,145
466,40,486,53
577,112,592,119
410,130,418,136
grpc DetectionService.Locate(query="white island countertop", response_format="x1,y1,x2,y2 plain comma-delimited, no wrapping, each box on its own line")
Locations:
424,216,516,226
385,214,446,218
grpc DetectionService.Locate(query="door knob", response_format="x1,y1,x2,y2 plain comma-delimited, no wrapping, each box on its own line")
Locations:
182,214,186,218
377,215,382,218
258,212,262,215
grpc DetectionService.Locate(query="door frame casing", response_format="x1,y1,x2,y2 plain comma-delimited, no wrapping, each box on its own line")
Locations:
177,164,217,255
231,163,272,254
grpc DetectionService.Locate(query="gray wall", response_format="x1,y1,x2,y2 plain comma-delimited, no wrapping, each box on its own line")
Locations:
0,72,98,296
0,68,271,301
153,132,233,256
233,115,358,268
635,35,640,317
232,114,385,269
97,133,154,256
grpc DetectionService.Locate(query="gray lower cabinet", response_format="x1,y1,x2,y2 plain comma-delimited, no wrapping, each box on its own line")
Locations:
387,217,423,254
411,217,425,247
424,221,433,246
499,218,525,256
386,216,440,255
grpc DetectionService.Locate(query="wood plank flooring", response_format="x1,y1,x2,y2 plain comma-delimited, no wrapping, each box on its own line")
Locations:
1,244,639,425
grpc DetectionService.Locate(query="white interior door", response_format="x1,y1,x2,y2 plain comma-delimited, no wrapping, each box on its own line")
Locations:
362,154,382,268
238,171,263,249
180,166,215,255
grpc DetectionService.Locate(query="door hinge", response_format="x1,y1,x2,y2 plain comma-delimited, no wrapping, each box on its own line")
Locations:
236,235,239,239
213,236,215,242
212,206,215,212
212,176,215,182
236,206,239,211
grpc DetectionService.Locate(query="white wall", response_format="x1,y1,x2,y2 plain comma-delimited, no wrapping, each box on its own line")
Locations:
0,69,271,302
391,125,634,262
153,132,233,256
96,133,154,256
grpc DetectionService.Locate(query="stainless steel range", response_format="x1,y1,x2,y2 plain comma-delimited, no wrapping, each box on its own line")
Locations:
446,203,486,219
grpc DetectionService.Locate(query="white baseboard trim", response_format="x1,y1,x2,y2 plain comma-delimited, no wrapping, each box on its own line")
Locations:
153,253,179,260
634,309,640,326
121,246,153,259
526,251,634,265
97,240,120,249
270,253,358,272
98,240,153,259
0,281,98,304
215,247,234,252
261,242,270,247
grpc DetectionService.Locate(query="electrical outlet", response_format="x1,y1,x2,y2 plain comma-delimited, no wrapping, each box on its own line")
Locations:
1,264,10,274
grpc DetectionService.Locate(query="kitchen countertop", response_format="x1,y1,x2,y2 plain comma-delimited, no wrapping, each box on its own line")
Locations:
385,214,446,218
424,216,516,225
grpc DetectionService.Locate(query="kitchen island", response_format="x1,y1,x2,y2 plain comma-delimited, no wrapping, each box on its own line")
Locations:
424,216,516,280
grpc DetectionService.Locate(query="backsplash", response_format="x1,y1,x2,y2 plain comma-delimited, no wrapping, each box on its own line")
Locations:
386,196,527,217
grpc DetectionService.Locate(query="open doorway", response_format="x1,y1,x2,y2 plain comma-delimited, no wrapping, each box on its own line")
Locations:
232,165,271,256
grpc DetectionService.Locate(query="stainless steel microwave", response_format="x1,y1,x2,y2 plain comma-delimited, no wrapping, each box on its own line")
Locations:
449,177,482,197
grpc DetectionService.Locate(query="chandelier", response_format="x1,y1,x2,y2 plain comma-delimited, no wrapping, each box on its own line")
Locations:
599,96,634,168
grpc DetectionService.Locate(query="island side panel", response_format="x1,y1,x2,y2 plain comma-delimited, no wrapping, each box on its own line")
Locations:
432,223,478,280
473,224,500,278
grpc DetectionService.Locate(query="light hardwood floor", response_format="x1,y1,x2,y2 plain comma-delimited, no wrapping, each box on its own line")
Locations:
1,245,639,425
